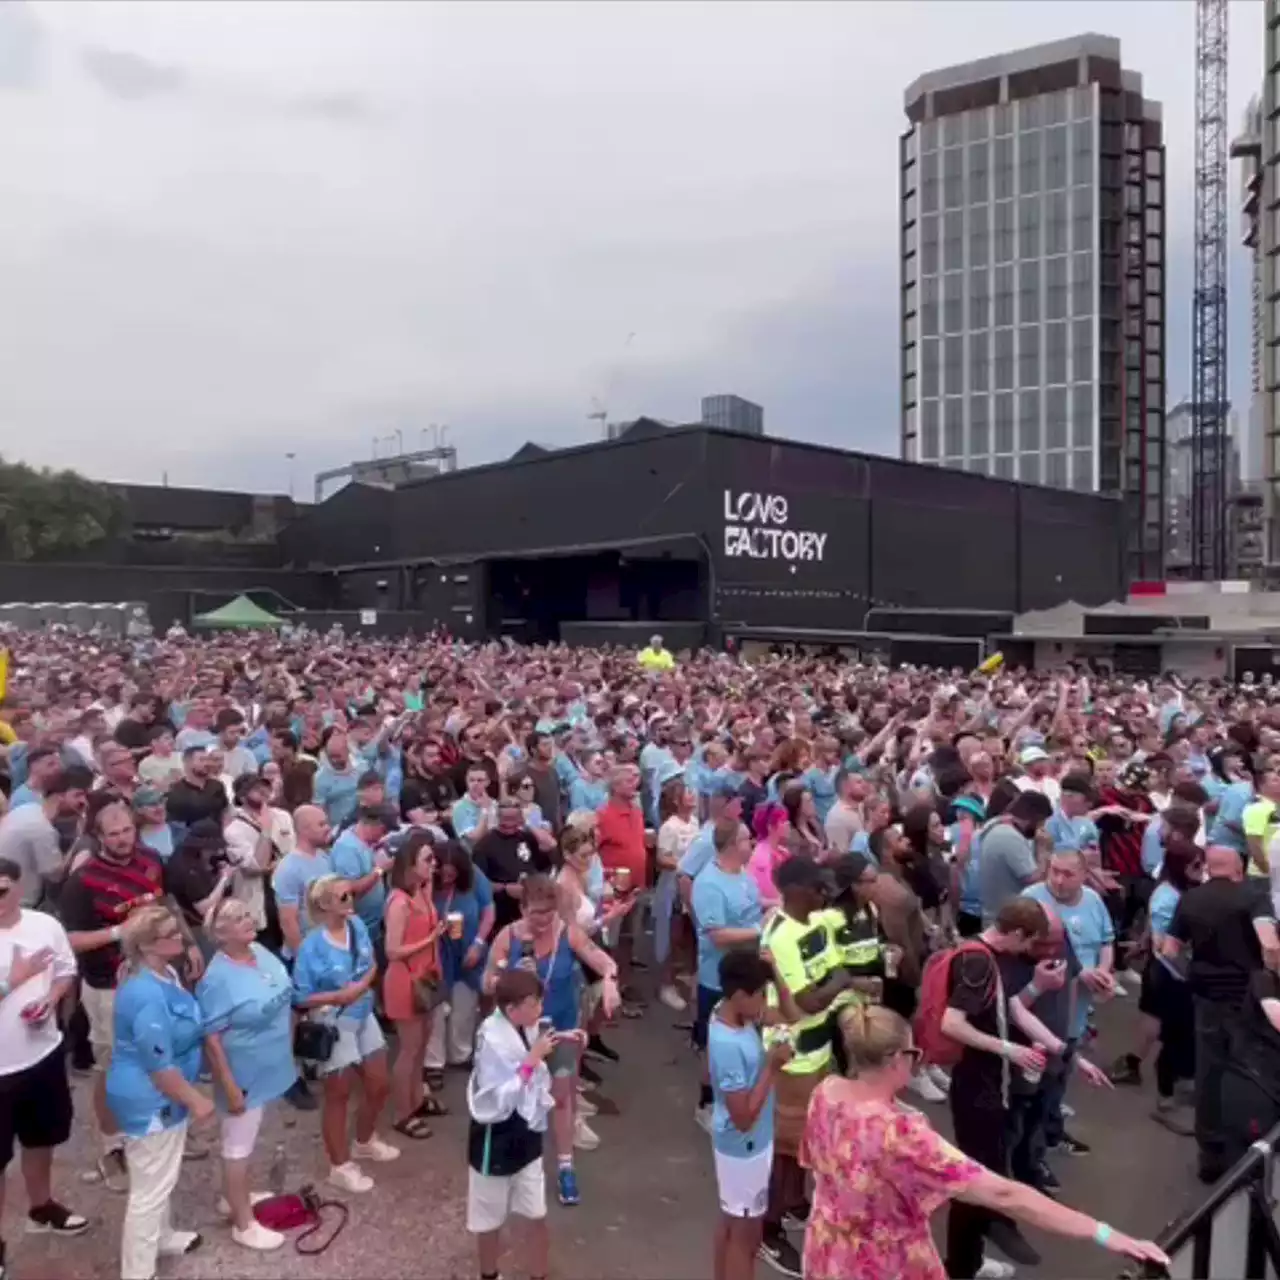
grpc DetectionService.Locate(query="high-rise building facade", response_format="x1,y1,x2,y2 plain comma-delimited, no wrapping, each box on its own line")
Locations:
900,34,1167,579
701,394,764,436
1261,1,1280,560
1165,400,1240,574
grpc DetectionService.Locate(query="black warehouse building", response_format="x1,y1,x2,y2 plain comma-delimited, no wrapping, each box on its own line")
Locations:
278,423,1125,648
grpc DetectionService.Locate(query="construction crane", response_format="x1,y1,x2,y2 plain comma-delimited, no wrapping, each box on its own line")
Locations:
1191,0,1229,580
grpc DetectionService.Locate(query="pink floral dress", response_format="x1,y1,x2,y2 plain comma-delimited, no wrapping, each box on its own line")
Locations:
800,1079,985,1280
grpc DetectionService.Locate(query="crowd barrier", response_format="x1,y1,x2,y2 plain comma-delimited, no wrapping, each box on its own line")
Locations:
1123,1124,1280,1278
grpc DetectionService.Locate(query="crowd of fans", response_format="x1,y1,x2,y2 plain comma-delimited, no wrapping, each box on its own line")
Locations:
8,621,1280,1278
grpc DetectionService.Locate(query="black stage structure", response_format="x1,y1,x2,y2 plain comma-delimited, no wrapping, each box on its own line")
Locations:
279,425,1126,649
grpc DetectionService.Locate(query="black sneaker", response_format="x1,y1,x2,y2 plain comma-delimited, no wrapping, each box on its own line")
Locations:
27,1202,89,1237
1055,1132,1092,1156
580,1061,603,1086
1108,1054,1143,1087
1034,1161,1062,1193
986,1219,1042,1267
97,1148,129,1194
757,1231,803,1277
585,1035,620,1063
284,1077,318,1111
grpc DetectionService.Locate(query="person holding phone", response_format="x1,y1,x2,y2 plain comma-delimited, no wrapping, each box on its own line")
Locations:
467,967,559,1280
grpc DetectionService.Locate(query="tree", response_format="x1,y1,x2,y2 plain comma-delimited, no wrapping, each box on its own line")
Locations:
0,457,125,561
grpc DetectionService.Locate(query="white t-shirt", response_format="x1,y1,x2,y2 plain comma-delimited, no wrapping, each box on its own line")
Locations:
658,815,700,869
0,909,78,1075
1015,773,1062,808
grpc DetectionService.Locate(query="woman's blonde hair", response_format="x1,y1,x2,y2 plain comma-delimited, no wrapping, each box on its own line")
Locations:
564,809,598,833
305,874,348,924
210,896,256,943
835,1003,913,1073
121,905,181,972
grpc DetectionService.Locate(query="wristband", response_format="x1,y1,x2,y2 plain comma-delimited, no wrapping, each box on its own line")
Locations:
518,1062,535,1082
110,925,124,943
1093,1222,1113,1247
998,1040,1012,1060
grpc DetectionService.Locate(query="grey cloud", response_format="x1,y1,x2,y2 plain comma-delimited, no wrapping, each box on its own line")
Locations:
80,45,189,100
0,0,47,90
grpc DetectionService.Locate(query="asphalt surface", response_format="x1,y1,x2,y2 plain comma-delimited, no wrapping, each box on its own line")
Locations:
3,985,1206,1280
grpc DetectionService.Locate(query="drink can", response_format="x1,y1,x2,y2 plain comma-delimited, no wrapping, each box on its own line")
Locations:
1022,1065,1043,1086
883,948,899,979
614,867,631,893
447,911,464,940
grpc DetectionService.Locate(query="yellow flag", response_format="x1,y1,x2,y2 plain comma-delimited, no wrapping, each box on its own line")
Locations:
0,647,8,704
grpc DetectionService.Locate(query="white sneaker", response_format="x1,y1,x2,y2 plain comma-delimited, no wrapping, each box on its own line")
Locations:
1112,979,1129,998
328,1162,375,1194
232,1220,285,1252
926,1064,952,1092
1060,1102,1076,1119
157,1229,202,1257
1121,968,1145,986
577,1096,599,1118
977,1258,1015,1279
351,1136,400,1163
216,1191,272,1219
573,1116,601,1151
695,1105,714,1135
659,984,688,1012
908,1071,948,1104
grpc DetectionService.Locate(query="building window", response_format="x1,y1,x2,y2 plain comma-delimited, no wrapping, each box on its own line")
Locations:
1046,385,1068,447
970,330,990,391
944,335,964,393
994,265,1015,327
968,108,991,142
995,326,1015,390
1045,126,1069,191
1072,85,1093,120
944,272,964,333
994,136,1014,200
969,268,991,329
1046,255,1068,321
1145,148,1162,177
920,276,937,335
1045,451,1069,488
995,103,1013,136
969,455,990,475
921,400,940,458
1019,261,1040,324
1044,191,1069,256
970,394,990,454
921,337,939,396
968,140,990,204
1071,252,1093,315
943,114,965,149
994,392,1015,452
969,204,989,269
943,211,964,270
943,397,964,456
1019,389,1041,451
1072,185,1093,252
1018,195,1041,259
1018,324,1040,387
920,149,939,215
1072,449,1094,490
994,455,1015,479
994,199,1015,264
1045,322,1068,385
921,214,939,275
1018,128,1042,193
944,146,965,209
1020,452,1042,484
921,120,940,152
1072,384,1093,446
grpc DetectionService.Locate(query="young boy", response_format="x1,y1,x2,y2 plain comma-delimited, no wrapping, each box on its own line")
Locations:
707,948,793,1280
467,968,557,1280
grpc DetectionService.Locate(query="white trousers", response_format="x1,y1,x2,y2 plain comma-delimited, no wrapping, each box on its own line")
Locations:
121,1122,188,1280
423,982,480,1069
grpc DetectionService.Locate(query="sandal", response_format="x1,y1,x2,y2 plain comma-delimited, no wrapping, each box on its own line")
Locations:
417,1095,450,1118
392,1115,433,1140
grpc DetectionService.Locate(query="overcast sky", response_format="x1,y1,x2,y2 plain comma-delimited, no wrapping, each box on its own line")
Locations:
0,0,1265,494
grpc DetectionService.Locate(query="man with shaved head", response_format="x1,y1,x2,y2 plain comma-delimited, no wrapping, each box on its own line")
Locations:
1161,844,1280,1183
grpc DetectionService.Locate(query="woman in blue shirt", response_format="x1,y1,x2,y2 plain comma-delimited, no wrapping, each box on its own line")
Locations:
107,906,210,1280
292,875,394,1196
198,898,298,1253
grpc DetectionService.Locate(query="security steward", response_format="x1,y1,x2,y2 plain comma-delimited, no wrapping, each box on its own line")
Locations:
821,852,890,1074
759,858,851,1275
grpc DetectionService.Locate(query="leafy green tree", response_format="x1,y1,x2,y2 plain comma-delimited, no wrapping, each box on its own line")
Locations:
0,458,125,560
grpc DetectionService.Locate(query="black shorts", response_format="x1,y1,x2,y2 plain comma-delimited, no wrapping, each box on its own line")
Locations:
0,1046,74,1169
692,983,719,1051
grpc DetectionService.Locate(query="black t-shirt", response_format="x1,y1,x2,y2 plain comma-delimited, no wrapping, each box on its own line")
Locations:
163,848,220,929
739,779,768,830
1169,877,1273,1005
166,778,229,829
472,827,551,930
409,770,458,816
1241,969,1280,1067
946,943,1034,1110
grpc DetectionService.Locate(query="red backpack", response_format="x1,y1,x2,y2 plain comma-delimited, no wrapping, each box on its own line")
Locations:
912,941,1000,1067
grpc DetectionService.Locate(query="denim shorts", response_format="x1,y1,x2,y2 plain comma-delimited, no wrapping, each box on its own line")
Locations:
318,1013,386,1076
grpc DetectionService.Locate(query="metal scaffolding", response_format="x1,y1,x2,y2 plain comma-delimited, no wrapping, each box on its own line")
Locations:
1191,0,1229,579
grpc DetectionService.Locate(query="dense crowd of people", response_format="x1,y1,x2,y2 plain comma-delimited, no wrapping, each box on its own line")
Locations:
7,621,1280,1277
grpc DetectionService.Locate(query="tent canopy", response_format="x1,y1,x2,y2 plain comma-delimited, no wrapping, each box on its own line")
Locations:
192,594,284,629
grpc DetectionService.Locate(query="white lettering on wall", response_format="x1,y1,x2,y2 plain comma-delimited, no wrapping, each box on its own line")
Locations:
722,490,828,563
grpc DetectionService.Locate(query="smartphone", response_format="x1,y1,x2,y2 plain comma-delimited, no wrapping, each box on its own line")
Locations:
536,1017,555,1040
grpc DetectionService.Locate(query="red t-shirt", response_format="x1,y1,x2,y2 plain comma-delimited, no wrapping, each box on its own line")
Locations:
596,798,648,889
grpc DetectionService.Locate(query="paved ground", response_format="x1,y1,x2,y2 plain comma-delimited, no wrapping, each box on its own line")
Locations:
4,986,1205,1280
